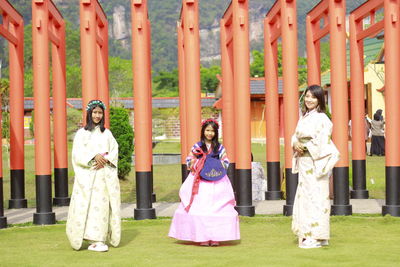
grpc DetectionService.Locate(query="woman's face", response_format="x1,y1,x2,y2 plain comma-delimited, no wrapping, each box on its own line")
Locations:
91,106,104,124
204,125,215,142
304,90,319,111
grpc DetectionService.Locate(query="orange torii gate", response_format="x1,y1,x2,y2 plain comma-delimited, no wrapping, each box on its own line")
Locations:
79,0,109,127
264,0,299,215
0,0,26,211
306,0,352,215
131,0,156,220
221,0,254,216
178,0,202,182
350,0,400,216
349,0,382,201
32,0,68,224
0,0,24,227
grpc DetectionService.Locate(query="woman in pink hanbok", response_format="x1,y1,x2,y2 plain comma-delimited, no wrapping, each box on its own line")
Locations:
168,119,240,246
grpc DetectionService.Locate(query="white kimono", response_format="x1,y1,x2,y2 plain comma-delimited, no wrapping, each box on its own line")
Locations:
66,126,121,250
291,110,339,240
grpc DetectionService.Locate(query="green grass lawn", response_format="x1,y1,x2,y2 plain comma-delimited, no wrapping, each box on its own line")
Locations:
0,216,399,266
1,141,387,206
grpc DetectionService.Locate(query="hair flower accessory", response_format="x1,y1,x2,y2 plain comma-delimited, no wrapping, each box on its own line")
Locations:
201,118,219,128
86,100,106,111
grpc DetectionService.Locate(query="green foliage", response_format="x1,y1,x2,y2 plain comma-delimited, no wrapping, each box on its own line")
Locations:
153,69,179,97
250,50,265,77
109,106,134,179
0,79,10,140
66,108,82,141
200,65,221,94
109,57,133,97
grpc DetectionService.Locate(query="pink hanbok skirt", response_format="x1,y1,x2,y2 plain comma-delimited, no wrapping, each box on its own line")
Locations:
168,173,240,242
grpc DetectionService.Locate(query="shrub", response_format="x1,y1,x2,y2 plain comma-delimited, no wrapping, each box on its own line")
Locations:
110,106,134,179
67,107,82,141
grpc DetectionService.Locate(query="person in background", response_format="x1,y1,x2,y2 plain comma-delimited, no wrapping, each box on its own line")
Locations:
370,109,385,156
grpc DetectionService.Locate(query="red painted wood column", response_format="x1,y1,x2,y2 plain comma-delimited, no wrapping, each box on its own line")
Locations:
131,0,156,220
32,0,56,224
329,0,351,215
182,0,201,153
220,17,236,190
51,7,69,206
6,2,27,209
383,0,400,216
232,0,254,216
281,0,299,215
80,0,98,120
264,2,282,202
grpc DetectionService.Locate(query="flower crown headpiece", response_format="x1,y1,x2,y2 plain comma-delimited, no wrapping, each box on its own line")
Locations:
86,100,106,111
202,118,219,129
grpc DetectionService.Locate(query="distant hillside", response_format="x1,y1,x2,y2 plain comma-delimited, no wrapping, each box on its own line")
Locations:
5,0,366,73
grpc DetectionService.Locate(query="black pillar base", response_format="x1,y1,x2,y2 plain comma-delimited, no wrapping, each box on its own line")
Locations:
235,169,255,216
331,205,352,215
135,171,156,220
283,169,298,216
53,168,69,206
227,163,236,192
383,167,400,216
9,169,27,209
234,205,255,217
283,205,293,216
150,165,156,203
350,189,369,199
382,205,400,217
181,164,189,183
266,162,283,200
134,208,156,220
351,160,369,199
53,197,70,206
33,212,56,225
331,167,352,215
265,191,283,200
0,216,6,229
151,193,157,203
9,198,27,209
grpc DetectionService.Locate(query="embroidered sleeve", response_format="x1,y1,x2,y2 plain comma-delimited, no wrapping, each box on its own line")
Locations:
186,142,201,169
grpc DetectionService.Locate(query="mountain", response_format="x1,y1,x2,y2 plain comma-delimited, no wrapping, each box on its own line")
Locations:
5,0,367,74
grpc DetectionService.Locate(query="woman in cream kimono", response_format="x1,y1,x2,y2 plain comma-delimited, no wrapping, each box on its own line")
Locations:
66,100,121,252
291,85,339,249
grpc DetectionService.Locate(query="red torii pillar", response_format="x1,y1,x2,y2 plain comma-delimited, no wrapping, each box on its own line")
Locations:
79,0,109,127
383,0,400,216
32,0,68,224
179,0,202,182
306,0,352,215
131,0,156,220
220,16,236,189
0,0,26,210
349,1,385,201
221,0,254,216
0,98,3,227
264,0,298,215
177,21,189,182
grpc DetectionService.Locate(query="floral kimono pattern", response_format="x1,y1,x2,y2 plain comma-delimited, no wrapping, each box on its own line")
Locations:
66,127,121,250
291,110,340,240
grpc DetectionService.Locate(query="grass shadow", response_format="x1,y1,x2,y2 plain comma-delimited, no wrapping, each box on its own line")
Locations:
173,240,241,247
118,228,140,247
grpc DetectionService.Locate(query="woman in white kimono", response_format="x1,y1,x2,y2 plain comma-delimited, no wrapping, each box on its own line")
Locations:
291,85,340,249
66,100,121,252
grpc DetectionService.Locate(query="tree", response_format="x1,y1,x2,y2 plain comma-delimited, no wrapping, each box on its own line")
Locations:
200,65,221,94
109,106,134,179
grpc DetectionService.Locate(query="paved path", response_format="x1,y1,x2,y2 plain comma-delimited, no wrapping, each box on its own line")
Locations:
4,199,384,225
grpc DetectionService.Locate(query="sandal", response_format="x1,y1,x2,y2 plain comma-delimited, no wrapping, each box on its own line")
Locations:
88,242,109,252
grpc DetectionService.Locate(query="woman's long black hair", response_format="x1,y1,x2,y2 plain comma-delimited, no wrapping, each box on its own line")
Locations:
84,100,106,132
200,119,220,154
302,84,326,115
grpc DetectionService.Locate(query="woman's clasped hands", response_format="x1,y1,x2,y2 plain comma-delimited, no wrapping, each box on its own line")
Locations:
93,153,109,170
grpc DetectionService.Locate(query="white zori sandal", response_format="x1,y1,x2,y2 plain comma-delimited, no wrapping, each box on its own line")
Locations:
299,238,321,249
88,242,109,252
